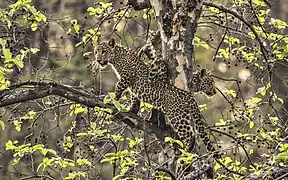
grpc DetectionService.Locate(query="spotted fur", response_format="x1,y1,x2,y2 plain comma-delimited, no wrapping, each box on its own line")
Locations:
140,43,216,96
96,38,219,157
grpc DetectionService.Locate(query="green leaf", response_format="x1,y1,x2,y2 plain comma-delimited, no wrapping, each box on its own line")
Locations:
77,158,92,166
143,13,148,19
30,48,40,54
111,134,124,142
103,96,111,104
0,39,6,47
140,101,153,112
5,140,16,150
127,137,143,148
256,83,270,96
257,16,265,24
223,156,232,165
224,35,240,45
76,132,87,137
32,144,44,151
31,22,38,31
64,171,86,180
13,56,24,68
103,108,113,114
253,0,266,6
0,80,10,91
214,162,222,170
47,149,57,155
28,111,36,116
199,104,207,112
269,116,278,125
193,36,210,49
113,100,121,110
164,137,184,148
100,158,113,164
248,108,254,117
71,19,77,25
99,2,112,9
256,86,266,96
90,122,96,130
74,106,88,114
178,149,198,165
2,48,12,61
13,120,22,132
274,151,288,162
249,121,255,129
71,19,80,33
0,120,5,130
215,119,226,126
6,19,12,29
109,92,116,99
209,7,219,13
251,97,262,104
260,129,267,138
87,7,97,15
218,48,229,59
278,97,284,104
270,18,288,30
224,88,236,98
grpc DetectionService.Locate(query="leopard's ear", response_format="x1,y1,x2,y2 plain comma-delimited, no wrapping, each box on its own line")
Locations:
200,69,207,77
108,37,116,47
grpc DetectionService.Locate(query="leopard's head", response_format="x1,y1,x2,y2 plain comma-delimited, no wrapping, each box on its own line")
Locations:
191,69,217,96
96,38,116,67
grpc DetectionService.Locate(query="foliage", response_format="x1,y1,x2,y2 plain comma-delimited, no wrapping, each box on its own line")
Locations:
0,0,287,179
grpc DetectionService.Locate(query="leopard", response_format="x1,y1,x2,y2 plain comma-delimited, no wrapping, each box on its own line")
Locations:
139,44,169,83
96,38,219,158
139,42,216,96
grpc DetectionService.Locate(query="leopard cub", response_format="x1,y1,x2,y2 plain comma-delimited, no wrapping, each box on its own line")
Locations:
96,38,219,158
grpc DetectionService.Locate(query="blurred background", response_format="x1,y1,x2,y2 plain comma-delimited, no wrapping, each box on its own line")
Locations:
0,0,287,179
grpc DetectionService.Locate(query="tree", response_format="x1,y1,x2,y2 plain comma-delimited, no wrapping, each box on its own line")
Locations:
0,0,287,179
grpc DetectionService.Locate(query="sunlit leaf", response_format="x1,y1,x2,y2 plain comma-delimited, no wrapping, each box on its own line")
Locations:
251,97,262,104
224,88,236,98
0,38,6,47
253,0,266,7
209,7,219,13
270,18,288,30
0,120,5,130
199,104,207,112
215,119,226,126
31,22,38,31
249,121,255,129
30,48,40,54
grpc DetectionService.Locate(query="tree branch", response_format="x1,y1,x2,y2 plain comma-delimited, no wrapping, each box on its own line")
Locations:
203,1,269,63
183,164,214,179
127,0,151,10
180,0,203,89
152,167,177,180
0,81,170,140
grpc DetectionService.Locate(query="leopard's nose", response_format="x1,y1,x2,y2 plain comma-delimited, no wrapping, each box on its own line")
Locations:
96,57,107,66
207,92,212,96
207,90,216,96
